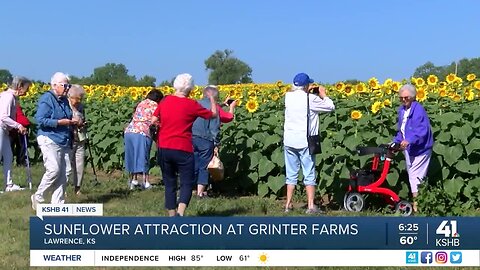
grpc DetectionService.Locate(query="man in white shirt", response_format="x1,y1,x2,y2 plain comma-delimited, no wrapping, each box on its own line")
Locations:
283,73,335,214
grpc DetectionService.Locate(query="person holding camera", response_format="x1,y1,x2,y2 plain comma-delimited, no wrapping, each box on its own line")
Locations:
124,89,163,190
192,85,236,198
152,73,218,217
283,73,335,214
31,72,76,208
65,84,87,195
0,76,32,192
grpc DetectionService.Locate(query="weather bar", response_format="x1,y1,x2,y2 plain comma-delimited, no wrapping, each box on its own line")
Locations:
30,250,480,267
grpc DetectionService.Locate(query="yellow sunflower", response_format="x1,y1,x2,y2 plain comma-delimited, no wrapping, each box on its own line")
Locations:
446,73,457,84
351,110,362,120
427,75,438,86
392,81,401,92
356,82,367,93
270,93,280,102
452,94,461,102
465,89,475,101
245,99,259,113
368,77,380,89
383,78,393,87
383,99,392,107
416,88,427,102
276,80,283,88
466,73,476,82
371,101,383,114
414,77,425,87
335,82,345,92
344,84,355,96
474,81,480,90
439,89,447,97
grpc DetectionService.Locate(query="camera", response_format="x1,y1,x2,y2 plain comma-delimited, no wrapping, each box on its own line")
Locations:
309,87,320,95
226,99,235,105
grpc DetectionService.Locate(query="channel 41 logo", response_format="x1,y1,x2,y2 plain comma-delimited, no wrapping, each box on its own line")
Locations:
435,220,460,247
405,251,418,264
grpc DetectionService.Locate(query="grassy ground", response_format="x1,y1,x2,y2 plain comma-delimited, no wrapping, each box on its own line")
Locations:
1,164,478,270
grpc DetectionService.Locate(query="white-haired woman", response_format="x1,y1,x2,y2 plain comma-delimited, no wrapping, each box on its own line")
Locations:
152,73,218,216
0,76,31,191
32,72,77,209
65,84,87,195
393,84,434,212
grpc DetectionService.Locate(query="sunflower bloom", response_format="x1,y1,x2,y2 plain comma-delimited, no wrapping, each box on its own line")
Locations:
416,88,427,102
245,99,259,113
368,77,380,89
452,94,461,102
465,89,475,101
466,74,476,82
335,82,345,92
276,80,283,88
392,82,401,92
446,73,457,84
427,75,438,85
383,99,392,107
270,93,280,102
351,110,362,120
474,81,480,90
414,77,425,87
356,82,367,93
439,89,447,97
383,78,393,87
344,85,355,96
371,101,382,114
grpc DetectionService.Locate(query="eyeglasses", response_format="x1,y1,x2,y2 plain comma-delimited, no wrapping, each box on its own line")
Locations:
59,83,72,91
399,96,410,101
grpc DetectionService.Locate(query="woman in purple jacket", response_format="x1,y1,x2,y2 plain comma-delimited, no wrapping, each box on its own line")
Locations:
393,84,434,212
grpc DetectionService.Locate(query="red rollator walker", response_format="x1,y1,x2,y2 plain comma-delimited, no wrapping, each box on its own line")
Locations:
343,142,414,216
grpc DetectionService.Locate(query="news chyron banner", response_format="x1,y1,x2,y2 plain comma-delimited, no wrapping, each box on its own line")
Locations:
30,204,480,267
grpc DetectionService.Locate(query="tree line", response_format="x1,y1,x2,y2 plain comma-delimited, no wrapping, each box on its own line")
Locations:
1,54,479,87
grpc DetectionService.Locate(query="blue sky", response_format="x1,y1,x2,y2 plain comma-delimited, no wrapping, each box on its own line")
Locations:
1,0,479,85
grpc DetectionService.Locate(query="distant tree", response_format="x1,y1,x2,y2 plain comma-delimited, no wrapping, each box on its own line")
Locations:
0,69,13,84
136,75,156,87
205,49,253,85
70,63,157,86
413,57,480,80
159,77,174,87
344,79,361,85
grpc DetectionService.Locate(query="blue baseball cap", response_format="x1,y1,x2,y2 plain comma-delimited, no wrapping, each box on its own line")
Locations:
293,73,314,86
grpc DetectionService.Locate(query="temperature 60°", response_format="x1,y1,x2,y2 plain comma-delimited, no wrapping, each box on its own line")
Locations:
400,236,418,245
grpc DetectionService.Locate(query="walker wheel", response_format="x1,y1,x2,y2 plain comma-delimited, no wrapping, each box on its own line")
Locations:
344,192,365,212
395,200,414,216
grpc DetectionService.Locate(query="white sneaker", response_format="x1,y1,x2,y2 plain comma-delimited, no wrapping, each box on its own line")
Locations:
128,181,135,190
144,181,152,190
131,180,139,186
31,194,39,210
6,184,24,192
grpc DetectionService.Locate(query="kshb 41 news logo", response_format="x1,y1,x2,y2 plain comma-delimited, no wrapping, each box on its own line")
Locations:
435,220,460,247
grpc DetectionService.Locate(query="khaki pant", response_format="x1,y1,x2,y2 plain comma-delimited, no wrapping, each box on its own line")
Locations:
66,140,86,188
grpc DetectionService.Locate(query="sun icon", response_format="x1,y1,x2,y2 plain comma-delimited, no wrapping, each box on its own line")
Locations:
259,252,268,264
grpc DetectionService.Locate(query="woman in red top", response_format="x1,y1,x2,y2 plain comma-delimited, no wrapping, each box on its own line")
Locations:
152,73,217,217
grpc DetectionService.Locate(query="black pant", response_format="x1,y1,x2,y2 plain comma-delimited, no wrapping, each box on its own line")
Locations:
10,132,27,166
157,148,195,210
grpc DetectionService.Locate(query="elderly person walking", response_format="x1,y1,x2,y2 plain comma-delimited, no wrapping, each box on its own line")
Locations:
124,89,163,190
31,72,76,209
393,84,434,212
283,73,335,214
152,73,217,217
192,85,236,198
65,84,87,195
0,76,31,192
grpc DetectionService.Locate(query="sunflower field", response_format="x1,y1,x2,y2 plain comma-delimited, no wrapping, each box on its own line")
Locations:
3,73,480,212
